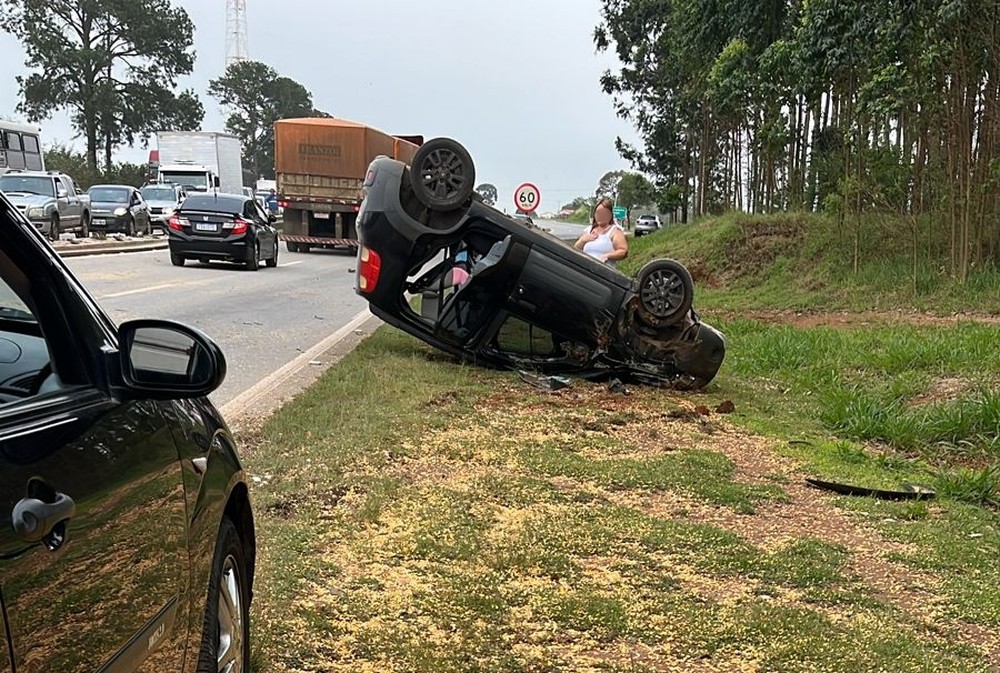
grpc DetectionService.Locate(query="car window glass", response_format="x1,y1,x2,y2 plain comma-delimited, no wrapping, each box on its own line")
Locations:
0,253,59,405
495,316,562,357
89,188,129,204
59,178,74,195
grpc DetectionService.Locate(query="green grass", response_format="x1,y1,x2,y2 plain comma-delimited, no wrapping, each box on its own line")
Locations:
243,209,1000,671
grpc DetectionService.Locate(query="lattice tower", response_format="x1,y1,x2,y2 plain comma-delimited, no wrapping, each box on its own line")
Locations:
225,0,249,68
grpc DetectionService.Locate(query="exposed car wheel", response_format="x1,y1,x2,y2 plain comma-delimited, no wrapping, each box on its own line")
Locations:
170,253,185,267
80,214,90,239
635,259,694,328
196,518,250,673
246,242,260,271
265,241,278,267
49,214,60,242
409,137,476,211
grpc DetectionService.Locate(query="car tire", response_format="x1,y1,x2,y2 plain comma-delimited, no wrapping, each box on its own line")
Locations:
80,213,90,239
635,259,694,328
409,137,476,212
49,214,60,242
286,241,299,254
170,253,185,267
246,241,260,271
265,240,278,268
196,518,251,673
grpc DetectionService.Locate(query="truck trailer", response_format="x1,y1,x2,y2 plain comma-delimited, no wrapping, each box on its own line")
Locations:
275,118,421,252
154,131,244,195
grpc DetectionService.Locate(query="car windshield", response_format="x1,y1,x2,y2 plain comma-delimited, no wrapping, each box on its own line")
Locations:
182,194,245,213
160,172,208,192
141,186,177,201
0,175,55,197
89,187,129,203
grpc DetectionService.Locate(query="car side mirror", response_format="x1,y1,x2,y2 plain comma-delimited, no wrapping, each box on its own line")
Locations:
57,188,68,199
117,320,226,399
268,213,276,224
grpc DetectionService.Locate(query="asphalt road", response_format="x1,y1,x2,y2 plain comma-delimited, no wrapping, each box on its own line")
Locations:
65,246,368,406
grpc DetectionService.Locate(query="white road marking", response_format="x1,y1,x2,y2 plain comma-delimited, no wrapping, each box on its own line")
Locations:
280,261,304,267
220,307,377,421
99,282,181,299
98,278,213,299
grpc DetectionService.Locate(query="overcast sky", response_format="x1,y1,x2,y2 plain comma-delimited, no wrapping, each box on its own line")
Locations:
0,0,639,211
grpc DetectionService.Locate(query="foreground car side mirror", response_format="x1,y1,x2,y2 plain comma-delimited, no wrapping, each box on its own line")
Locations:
117,320,227,399
267,213,276,223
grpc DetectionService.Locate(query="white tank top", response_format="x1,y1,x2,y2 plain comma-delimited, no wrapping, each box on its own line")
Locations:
582,225,622,260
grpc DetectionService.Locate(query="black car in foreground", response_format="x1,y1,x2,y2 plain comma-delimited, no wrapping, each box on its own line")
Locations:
168,193,279,270
354,138,726,389
0,191,255,672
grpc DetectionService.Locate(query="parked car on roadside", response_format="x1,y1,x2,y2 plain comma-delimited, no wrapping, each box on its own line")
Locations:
354,138,726,389
88,184,152,236
140,182,186,233
167,192,279,270
0,170,90,240
634,214,662,237
0,190,256,673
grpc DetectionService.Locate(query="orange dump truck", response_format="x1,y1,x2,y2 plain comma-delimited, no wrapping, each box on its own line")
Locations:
275,118,421,252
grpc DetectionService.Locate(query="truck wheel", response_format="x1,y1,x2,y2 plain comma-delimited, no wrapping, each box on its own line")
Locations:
49,214,60,242
635,259,694,328
171,253,185,267
409,137,475,212
80,213,90,239
286,242,299,253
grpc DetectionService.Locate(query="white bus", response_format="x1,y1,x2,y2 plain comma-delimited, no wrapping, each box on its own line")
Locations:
0,121,44,175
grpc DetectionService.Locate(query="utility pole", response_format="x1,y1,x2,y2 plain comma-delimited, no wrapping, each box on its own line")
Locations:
225,0,249,69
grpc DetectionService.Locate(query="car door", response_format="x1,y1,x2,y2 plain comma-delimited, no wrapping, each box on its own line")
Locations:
253,200,276,255
59,177,82,226
131,189,150,232
0,202,190,672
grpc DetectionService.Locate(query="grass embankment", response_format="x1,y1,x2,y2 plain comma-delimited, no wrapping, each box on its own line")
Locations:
245,211,1000,672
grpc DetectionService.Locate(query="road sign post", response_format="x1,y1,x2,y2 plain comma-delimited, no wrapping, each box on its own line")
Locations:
514,183,541,213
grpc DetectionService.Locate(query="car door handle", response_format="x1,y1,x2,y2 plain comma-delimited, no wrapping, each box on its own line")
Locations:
12,492,76,543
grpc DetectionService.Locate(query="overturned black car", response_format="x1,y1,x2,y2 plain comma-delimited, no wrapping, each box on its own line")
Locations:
354,138,726,389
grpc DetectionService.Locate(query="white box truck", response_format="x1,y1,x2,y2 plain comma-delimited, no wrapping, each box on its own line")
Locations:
154,131,244,195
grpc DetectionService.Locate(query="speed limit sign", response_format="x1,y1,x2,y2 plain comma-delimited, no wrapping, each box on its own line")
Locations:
514,183,541,213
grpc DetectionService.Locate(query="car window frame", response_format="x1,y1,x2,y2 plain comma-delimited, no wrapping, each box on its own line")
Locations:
0,207,114,423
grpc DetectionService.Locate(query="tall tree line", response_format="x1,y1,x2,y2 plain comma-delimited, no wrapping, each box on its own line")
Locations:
596,0,1000,279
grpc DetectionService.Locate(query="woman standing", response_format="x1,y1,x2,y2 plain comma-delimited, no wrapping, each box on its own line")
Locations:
574,198,629,264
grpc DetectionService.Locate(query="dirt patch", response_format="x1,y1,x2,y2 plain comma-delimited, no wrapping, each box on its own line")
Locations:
907,376,977,407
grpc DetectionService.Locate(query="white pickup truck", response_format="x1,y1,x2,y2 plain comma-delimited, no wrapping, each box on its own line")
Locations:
0,170,91,240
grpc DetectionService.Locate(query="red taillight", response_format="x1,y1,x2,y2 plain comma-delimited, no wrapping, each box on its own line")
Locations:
357,246,381,293
231,218,248,235
168,215,187,231
278,200,289,208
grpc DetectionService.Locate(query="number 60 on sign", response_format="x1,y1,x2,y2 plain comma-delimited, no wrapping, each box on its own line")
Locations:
514,183,540,213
